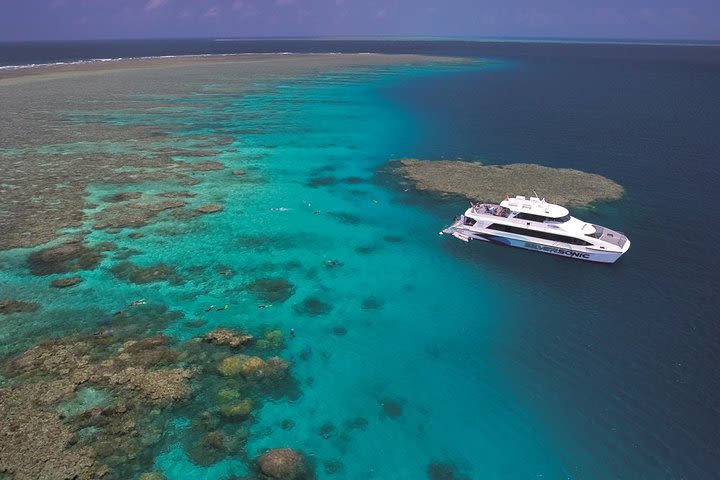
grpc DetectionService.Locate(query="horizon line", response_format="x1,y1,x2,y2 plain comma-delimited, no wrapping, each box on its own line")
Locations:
1,35,720,47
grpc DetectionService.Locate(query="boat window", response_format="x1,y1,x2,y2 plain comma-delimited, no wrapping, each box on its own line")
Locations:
515,212,547,222
545,214,571,223
463,216,476,226
487,223,592,246
585,225,604,238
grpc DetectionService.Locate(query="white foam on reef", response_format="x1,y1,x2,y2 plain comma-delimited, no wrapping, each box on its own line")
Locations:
0,52,360,71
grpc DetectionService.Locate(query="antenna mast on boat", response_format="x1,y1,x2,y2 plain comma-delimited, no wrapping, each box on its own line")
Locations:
532,189,546,203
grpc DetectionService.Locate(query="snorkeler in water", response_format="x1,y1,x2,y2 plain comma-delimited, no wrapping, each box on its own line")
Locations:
216,304,229,311
205,305,215,312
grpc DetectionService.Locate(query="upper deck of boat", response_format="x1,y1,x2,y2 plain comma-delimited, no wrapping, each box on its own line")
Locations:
464,203,628,248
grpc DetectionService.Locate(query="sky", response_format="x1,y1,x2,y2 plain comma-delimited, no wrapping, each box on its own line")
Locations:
1,0,718,42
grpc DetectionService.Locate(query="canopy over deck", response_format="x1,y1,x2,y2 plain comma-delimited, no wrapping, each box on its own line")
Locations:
500,195,569,218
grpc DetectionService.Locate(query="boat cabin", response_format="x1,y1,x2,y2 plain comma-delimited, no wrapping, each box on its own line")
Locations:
500,195,570,222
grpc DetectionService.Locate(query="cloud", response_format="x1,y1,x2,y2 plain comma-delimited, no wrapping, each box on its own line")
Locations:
144,0,169,12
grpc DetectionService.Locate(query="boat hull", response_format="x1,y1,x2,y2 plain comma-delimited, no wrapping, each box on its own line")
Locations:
443,229,626,263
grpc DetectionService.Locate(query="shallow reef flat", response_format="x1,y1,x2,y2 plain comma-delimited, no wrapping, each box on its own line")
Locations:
391,158,624,207
0,315,299,480
0,53,463,250
1,53,505,480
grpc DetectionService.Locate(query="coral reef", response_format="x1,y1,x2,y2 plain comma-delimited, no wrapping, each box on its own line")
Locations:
197,204,224,214
256,448,311,480
0,332,193,480
332,326,347,336
0,381,103,480
27,239,104,275
139,473,168,480
0,299,39,315
104,191,142,203
327,212,366,225
0,305,301,478
205,328,254,348
155,191,197,198
347,417,369,430
380,398,404,418
257,330,284,350
427,462,470,480
293,297,332,316
383,235,404,243
246,278,296,303
175,160,225,171
110,261,185,285
219,398,254,419
324,460,344,475
93,200,186,230
355,245,380,255
50,275,83,288
361,296,384,310
306,176,337,187
392,158,624,207
217,355,290,382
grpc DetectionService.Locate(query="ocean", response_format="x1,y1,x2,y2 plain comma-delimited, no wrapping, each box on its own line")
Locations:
1,39,719,479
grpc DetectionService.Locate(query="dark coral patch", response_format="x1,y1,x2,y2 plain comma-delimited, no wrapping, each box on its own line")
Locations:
246,278,296,303
155,191,197,199
327,212,366,226
324,460,344,474
293,297,332,316
307,176,337,187
361,296,384,310
175,160,225,171
355,244,380,255
50,276,83,288
381,398,403,418
383,235,404,243
318,422,336,439
332,326,347,336
235,234,297,252
110,261,185,285
103,191,142,203
342,176,365,184
427,462,470,480
0,299,39,315
197,204,224,214
347,417,369,430
27,239,104,276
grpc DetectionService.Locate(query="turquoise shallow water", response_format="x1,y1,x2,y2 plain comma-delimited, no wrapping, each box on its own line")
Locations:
3,46,719,479
0,61,589,479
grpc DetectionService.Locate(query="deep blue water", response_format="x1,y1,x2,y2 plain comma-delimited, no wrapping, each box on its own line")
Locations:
382,48,720,477
1,39,720,478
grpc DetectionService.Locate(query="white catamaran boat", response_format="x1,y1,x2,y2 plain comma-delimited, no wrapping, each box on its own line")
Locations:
441,195,630,263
